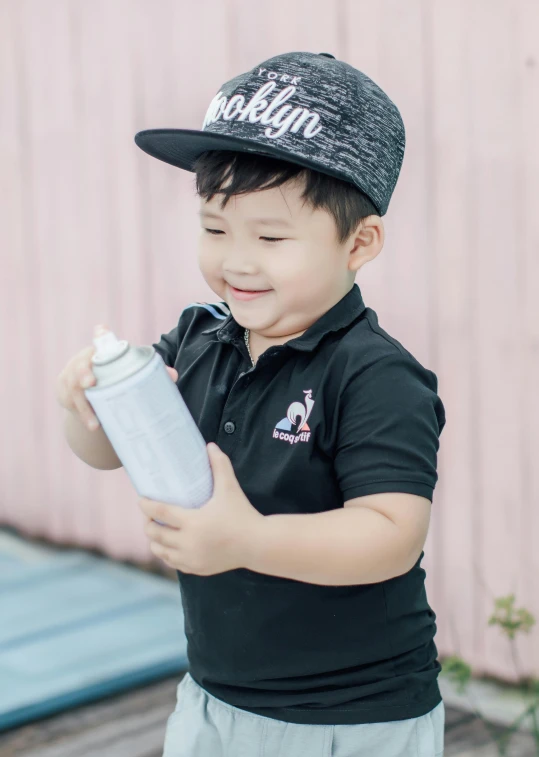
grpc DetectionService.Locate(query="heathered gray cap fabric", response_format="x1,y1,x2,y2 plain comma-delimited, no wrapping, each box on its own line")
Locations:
134,51,405,215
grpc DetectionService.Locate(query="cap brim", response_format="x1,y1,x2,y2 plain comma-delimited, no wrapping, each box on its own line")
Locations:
134,128,301,170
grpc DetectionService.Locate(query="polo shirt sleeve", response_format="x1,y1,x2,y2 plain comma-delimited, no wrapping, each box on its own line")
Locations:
152,324,180,367
152,312,190,368
333,353,445,503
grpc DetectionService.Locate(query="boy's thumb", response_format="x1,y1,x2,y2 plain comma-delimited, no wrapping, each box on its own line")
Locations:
94,324,110,337
166,367,179,382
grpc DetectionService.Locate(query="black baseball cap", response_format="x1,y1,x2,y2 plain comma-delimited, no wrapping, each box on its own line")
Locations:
134,51,405,215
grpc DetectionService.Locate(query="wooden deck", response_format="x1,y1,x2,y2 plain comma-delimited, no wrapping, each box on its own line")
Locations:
0,676,536,757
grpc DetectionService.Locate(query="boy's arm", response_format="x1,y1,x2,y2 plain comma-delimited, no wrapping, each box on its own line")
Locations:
247,492,431,585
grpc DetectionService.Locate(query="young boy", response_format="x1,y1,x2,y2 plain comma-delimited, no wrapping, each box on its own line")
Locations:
133,51,446,756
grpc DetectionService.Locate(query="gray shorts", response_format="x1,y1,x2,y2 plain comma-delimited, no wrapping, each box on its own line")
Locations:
162,673,445,757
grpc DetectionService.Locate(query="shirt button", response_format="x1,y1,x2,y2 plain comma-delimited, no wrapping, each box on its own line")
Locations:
224,421,236,434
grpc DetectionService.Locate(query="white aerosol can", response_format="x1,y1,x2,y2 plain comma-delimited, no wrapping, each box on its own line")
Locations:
84,330,213,509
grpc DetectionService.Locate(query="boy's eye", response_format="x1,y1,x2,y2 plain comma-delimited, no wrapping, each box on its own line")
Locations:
203,229,285,243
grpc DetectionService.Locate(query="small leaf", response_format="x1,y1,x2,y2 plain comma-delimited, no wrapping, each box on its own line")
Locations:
441,656,472,694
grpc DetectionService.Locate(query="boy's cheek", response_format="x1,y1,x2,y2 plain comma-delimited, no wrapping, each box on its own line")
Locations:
197,259,224,296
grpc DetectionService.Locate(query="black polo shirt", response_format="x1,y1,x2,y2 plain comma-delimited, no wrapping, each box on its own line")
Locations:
152,283,446,726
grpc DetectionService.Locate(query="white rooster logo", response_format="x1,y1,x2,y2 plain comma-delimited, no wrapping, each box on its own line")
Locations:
275,389,315,434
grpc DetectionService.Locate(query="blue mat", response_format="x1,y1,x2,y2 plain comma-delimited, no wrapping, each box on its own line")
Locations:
0,529,187,731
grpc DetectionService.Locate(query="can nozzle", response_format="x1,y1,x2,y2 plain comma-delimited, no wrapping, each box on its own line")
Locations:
94,324,110,338
93,330,128,363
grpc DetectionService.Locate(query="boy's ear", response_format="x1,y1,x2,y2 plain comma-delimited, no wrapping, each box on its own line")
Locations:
347,216,384,272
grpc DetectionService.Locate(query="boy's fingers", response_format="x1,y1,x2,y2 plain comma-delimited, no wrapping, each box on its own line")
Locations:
166,367,179,382
72,392,100,430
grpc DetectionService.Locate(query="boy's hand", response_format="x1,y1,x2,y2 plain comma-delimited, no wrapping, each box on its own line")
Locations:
56,323,178,432
139,443,263,575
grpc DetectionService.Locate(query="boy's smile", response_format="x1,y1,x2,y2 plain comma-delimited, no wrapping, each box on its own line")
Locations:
229,285,273,301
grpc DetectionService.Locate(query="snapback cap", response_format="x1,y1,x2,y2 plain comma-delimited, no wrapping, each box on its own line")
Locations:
134,51,405,215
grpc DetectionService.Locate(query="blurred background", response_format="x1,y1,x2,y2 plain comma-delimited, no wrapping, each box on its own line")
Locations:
1,0,538,754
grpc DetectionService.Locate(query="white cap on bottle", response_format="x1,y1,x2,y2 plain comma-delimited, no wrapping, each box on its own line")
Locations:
93,331,128,362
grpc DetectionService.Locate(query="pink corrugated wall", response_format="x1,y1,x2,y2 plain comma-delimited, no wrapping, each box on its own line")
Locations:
1,0,538,681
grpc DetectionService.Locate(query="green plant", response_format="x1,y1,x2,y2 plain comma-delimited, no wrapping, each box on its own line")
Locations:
441,655,472,694
441,594,539,756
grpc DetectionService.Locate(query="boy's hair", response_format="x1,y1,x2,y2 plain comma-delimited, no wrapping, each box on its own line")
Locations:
193,151,379,244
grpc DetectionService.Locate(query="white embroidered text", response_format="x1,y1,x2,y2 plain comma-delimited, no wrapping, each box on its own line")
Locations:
202,82,323,140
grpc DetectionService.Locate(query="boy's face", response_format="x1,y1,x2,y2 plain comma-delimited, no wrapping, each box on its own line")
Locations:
197,175,379,342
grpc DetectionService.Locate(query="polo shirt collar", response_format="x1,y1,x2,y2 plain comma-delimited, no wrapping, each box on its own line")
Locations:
209,283,366,354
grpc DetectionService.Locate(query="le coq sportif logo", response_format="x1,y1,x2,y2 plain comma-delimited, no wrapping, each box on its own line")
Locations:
273,389,315,445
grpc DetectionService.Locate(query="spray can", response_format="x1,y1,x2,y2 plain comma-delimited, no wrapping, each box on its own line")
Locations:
84,330,213,511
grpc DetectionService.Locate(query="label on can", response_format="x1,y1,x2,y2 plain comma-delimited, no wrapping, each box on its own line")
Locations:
86,351,213,509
